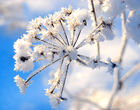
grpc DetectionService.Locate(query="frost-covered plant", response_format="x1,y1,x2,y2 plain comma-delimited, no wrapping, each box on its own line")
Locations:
13,0,140,109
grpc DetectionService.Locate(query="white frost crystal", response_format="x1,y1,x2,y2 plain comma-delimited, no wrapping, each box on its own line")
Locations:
14,54,34,72
14,75,28,94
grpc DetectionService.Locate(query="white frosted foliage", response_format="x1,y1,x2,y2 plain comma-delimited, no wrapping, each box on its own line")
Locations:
14,75,29,94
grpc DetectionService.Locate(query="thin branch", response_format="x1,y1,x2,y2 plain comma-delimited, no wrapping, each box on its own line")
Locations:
35,36,59,48
58,33,67,45
60,60,71,97
71,28,76,45
25,55,67,83
47,57,65,94
76,39,87,49
73,29,82,47
76,56,88,66
53,35,65,45
59,20,70,45
107,68,120,110
90,0,97,26
96,41,100,60
107,11,127,110
76,22,102,50
90,0,101,60
120,62,140,82
118,11,127,64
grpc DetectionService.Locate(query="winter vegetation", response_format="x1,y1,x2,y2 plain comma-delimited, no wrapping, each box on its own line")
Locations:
13,0,140,110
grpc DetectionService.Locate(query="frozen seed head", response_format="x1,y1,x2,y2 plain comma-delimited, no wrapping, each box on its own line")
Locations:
14,75,29,94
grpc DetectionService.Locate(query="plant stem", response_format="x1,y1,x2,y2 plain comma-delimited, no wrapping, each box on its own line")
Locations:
59,20,70,45
73,29,82,47
25,55,67,83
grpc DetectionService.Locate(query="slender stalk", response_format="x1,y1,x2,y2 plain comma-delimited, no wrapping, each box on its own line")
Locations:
35,36,59,48
90,0,97,26
120,62,140,82
71,28,75,45
53,35,65,45
107,11,127,110
118,12,127,64
59,20,70,45
90,0,100,60
73,29,82,47
25,56,67,83
107,68,120,110
76,56,88,66
76,39,87,49
47,57,65,94
58,33,67,45
78,54,91,60
60,60,71,97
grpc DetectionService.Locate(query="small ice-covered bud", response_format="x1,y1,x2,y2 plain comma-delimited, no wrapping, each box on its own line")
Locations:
32,45,47,59
126,12,140,44
61,6,72,16
28,17,43,32
66,46,77,60
22,34,37,43
14,75,29,94
67,16,81,31
86,35,95,44
88,0,103,18
14,39,32,53
67,9,89,31
41,29,58,40
13,37,34,72
14,54,34,72
53,11,64,23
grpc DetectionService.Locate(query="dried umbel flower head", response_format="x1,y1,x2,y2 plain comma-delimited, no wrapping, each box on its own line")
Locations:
14,1,131,108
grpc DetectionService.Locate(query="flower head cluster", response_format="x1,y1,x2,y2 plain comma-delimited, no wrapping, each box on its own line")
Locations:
14,75,29,94
13,0,140,107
